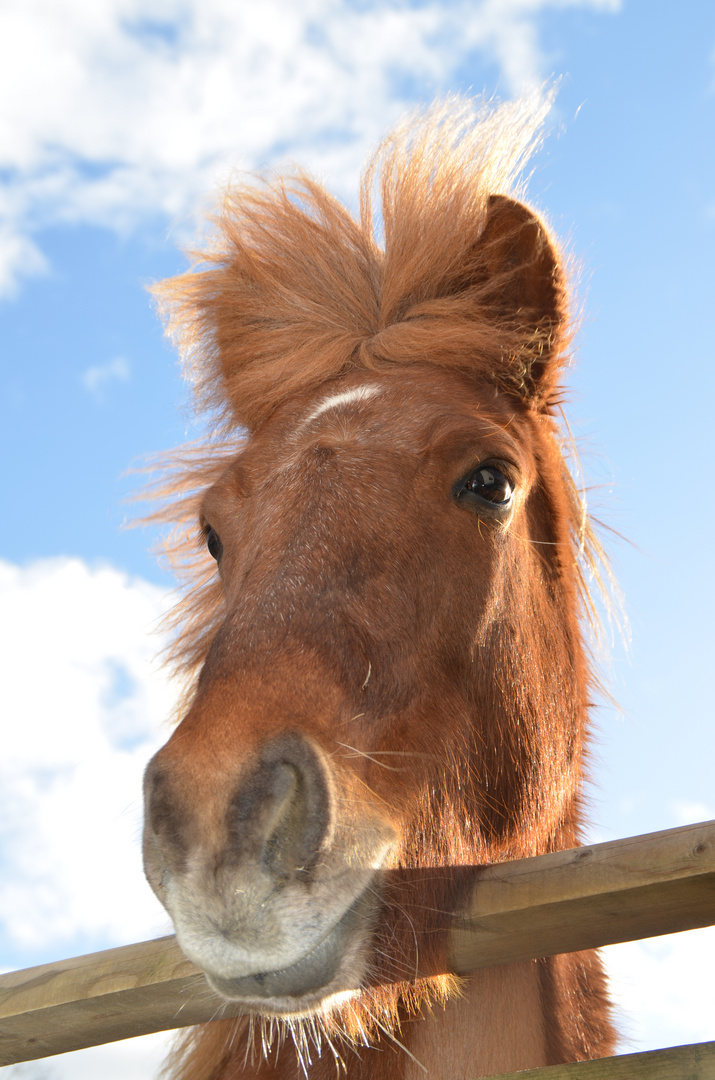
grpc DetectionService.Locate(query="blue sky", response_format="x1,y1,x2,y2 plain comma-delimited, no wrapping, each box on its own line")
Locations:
1,2,714,1076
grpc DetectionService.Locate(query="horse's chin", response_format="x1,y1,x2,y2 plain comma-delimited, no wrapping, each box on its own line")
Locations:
180,887,377,1016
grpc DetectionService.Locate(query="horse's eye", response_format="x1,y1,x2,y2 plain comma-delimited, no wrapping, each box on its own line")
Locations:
206,527,223,561
462,465,513,505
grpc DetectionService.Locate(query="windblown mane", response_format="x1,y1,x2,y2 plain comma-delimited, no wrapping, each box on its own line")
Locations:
145,96,608,707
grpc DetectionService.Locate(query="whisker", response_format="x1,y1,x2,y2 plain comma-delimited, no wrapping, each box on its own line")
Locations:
334,741,407,772
337,712,366,726
346,748,437,759
362,995,428,1075
347,771,400,812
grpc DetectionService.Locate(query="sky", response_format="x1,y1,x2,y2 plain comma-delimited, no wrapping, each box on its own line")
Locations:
1,1,714,1077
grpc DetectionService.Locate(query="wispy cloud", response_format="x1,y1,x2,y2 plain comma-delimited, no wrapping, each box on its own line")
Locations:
670,799,714,825
81,356,130,398
0,227,48,299
0,0,620,297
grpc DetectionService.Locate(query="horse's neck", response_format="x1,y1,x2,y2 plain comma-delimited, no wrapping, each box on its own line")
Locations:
401,963,547,1080
276,963,548,1080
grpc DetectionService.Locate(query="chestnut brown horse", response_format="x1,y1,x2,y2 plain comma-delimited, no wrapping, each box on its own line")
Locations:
143,98,616,1079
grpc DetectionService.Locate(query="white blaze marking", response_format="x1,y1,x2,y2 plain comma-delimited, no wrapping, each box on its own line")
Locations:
306,385,381,423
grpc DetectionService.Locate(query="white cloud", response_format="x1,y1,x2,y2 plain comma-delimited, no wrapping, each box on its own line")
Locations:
0,0,620,295
0,553,711,1077
1,1031,173,1080
671,800,714,826
606,927,715,1052
0,557,177,957
0,557,188,1078
81,356,131,397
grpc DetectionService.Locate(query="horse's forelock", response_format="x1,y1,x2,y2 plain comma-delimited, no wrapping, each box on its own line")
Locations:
152,95,569,436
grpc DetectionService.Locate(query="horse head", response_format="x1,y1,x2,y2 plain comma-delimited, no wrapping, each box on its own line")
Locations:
142,100,613,1075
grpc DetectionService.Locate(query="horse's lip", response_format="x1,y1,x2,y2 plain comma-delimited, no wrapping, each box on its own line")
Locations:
202,888,373,1008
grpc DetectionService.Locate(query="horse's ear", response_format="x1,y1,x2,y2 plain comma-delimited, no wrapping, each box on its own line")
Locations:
477,194,568,407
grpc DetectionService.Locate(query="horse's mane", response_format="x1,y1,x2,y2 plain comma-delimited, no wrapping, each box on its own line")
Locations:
144,93,611,708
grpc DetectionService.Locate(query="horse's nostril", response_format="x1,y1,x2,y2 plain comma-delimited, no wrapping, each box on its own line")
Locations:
228,734,332,882
143,757,189,864
262,764,324,881
261,762,304,876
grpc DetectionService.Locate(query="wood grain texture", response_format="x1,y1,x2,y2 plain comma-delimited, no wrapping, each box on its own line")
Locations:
449,819,715,972
1,821,713,1065
477,1040,715,1079
0,935,243,1065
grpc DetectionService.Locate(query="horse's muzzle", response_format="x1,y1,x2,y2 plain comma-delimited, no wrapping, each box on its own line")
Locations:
143,729,396,1011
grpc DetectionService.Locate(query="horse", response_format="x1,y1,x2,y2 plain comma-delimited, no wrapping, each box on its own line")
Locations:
142,97,617,1079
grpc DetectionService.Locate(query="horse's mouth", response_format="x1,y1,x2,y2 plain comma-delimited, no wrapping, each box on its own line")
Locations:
200,888,376,1013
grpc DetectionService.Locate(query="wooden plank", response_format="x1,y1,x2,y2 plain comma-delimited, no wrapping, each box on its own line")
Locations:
1,821,714,1064
450,819,715,972
477,1040,715,1079
0,936,243,1065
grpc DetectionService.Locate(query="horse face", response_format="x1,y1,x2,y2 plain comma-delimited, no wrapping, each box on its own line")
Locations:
143,363,552,1015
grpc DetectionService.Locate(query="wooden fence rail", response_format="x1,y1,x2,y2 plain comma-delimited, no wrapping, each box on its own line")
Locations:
1,820,714,1069
481,1041,715,1079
